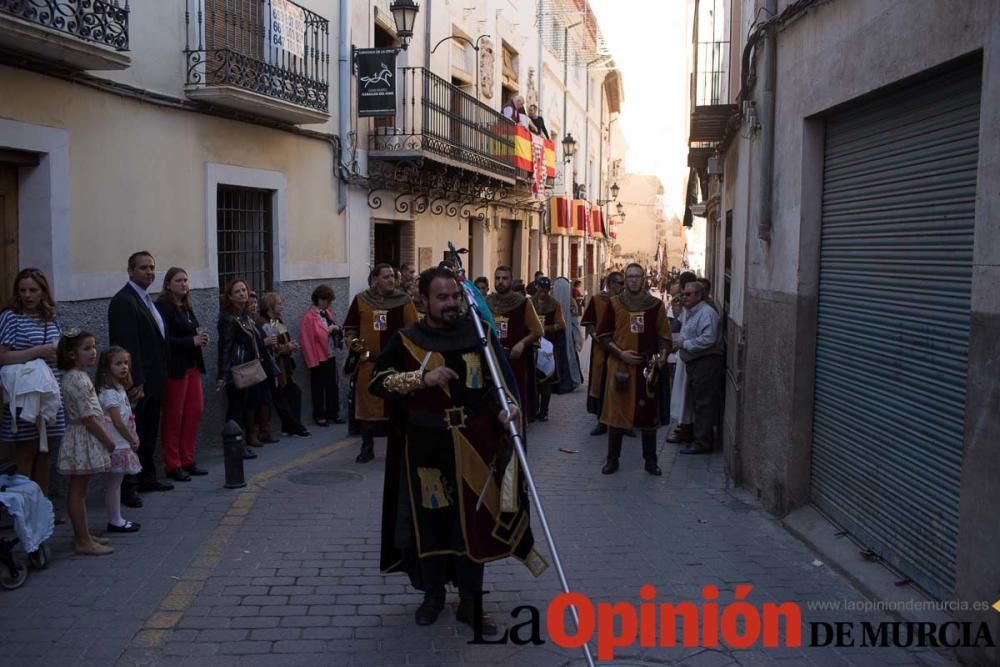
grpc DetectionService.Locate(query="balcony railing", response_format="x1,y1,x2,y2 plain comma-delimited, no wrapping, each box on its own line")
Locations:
0,0,129,50
184,0,329,120
368,67,517,182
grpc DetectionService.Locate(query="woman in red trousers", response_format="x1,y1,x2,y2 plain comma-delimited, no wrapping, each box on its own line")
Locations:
155,267,208,482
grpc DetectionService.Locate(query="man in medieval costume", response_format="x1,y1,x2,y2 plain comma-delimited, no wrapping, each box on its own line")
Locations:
529,276,566,421
486,265,543,422
344,263,420,463
370,267,547,634
581,270,624,435
597,263,670,476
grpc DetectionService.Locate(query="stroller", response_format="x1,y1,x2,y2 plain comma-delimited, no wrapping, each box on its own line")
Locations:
0,463,53,589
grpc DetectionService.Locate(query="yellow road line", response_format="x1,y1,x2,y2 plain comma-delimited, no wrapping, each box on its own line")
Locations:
131,436,358,650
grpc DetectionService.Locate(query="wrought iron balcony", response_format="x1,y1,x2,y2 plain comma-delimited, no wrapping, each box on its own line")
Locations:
368,67,517,183
184,0,330,125
0,0,130,70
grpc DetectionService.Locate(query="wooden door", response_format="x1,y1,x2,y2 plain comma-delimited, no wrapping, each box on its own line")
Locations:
0,165,18,311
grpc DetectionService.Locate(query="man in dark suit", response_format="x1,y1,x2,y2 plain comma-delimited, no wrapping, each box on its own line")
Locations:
109,251,172,506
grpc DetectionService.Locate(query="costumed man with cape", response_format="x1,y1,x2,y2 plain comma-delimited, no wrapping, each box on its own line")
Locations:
370,266,547,634
529,276,567,420
343,263,419,463
597,263,670,476
486,265,543,423
581,270,624,435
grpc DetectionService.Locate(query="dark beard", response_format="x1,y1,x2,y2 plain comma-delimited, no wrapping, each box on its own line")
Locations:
426,309,461,328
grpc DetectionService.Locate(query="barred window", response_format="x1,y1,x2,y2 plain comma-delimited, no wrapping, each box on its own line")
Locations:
217,185,274,293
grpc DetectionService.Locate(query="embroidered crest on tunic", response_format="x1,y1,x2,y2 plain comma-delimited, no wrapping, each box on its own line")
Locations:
495,316,509,340
629,313,645,333
417,467,452,509
463,353,484,389
372,310,388,331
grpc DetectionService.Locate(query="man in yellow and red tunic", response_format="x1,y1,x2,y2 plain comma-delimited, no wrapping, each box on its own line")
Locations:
486,265,543,422
597,263,670,475
529,276,565,421
344,263,419,463
370,267,546,634
581,270,624,435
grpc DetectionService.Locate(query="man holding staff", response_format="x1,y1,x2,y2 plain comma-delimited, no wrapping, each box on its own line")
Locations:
370,267,546,634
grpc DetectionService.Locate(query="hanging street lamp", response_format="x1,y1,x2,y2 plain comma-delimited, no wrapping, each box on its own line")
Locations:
562,132,577,163
389,0,419,50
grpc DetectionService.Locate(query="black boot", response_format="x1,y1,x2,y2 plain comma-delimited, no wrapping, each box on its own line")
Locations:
355,438,375,463
642,430,661,476
415,589,445,626
456,594,500,637
590,422,607,436
602,429,624,474
537,391,551,422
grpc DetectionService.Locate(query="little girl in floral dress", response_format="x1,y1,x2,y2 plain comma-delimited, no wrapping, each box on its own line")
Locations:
56,330,116,556
96,346,143,533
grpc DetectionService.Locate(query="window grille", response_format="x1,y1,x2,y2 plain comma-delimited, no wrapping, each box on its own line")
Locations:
217,185,274,293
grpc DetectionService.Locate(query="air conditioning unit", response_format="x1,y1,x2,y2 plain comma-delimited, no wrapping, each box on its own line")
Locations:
707,156,723,177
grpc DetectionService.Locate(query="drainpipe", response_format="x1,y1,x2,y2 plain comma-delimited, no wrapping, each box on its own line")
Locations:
562,22,581,144
561,23,580,280
337,0,349,214
598,86,605,282
423,0,432,69
537,0,544,106
757,0,777,241
537,0,545,275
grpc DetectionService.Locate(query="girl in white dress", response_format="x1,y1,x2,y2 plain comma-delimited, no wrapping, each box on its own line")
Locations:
56,331,116,556
96,347,143,533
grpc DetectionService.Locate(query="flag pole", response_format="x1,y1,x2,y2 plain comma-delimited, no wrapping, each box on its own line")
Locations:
447,242,596,667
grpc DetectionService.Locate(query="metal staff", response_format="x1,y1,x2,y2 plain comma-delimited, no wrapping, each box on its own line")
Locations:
447,242,595,667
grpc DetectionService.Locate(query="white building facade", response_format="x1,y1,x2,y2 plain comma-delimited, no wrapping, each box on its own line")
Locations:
344,0,626,295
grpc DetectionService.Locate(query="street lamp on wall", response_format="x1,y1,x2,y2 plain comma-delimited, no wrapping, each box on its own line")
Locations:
596,182,619,206
389,0,419,50
562,133,577,163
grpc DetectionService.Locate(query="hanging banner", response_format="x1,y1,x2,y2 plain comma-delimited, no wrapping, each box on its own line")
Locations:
356,48,397,117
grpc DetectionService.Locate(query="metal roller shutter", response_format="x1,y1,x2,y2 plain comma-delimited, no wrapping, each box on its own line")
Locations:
811,60,981,599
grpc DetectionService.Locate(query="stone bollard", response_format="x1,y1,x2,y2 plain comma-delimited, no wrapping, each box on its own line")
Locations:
223,420,247,489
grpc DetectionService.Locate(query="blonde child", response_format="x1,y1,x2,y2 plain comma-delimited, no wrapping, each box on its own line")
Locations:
96,347,142,533
56,330,116,556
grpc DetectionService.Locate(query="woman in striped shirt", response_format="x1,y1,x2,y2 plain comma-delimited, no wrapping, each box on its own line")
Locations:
0,268,66,496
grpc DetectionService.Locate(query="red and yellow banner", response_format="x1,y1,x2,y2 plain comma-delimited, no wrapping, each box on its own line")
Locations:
590,209,605,239
550,196,570,236
571,199,589,237
513,126,555,186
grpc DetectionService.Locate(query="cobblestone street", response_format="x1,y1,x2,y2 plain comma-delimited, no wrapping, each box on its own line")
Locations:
0,359,958,666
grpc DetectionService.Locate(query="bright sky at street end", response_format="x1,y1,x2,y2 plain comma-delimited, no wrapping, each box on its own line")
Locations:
589,0,690,218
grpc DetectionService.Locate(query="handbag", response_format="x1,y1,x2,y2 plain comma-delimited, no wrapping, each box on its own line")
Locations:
230,315,267,389
231,358,266,389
